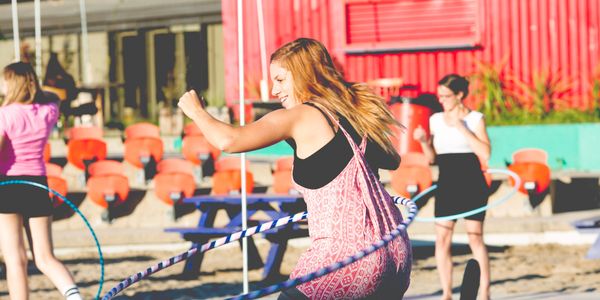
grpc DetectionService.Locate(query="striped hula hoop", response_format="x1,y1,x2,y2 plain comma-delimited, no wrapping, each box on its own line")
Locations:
102,196,417,300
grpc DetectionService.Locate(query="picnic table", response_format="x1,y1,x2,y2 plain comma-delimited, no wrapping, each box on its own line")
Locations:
165,193,308,279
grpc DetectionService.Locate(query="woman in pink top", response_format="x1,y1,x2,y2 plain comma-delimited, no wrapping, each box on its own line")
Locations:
178,38,412,299
0,62,82,300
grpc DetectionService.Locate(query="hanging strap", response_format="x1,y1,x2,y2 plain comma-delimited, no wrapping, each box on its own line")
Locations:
317,104,396,237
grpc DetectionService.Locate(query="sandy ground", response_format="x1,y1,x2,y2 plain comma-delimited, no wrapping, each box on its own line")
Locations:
1,241,599,299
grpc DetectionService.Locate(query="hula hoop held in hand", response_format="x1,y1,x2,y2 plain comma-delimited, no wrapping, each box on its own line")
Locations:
0,180,105,300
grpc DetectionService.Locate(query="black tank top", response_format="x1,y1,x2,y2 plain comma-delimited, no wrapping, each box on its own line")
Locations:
286,103,400,189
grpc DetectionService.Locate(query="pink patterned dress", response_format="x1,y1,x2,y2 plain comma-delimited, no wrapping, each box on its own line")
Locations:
290,115,412,299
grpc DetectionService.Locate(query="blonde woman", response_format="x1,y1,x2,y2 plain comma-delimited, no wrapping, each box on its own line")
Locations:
178,38,412,299
0,62,82,300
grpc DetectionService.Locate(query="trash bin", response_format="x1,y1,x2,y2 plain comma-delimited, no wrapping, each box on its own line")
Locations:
389,97,433,155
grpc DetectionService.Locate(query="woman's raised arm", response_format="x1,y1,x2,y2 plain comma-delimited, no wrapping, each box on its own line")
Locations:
178,90,298,153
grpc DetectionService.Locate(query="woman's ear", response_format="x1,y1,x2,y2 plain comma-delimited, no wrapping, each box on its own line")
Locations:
457,91,464,100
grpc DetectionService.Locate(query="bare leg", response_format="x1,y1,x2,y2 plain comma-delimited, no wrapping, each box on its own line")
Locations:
465,220,490,300
435,220,456,300
26,215,80,297
0,213,29,300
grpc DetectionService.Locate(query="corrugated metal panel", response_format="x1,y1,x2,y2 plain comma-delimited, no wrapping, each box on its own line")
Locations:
346,0,480,50
222,0,345,105
344,0,600,109
223,0,600,109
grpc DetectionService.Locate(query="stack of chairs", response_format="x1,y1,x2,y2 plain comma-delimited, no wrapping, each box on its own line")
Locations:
123,122,163,184
507,148,551,209
86,160,130,222
271,157,297,195
45,162,68,208
66,126,107,182
211,157,254,195
389,152,433,208
154,158,196,220
182,123,220,181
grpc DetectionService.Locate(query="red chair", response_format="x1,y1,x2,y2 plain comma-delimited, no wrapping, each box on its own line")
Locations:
230,102,254,124
123,123,163,183
66,127,107,179
43,143,51,163
87,160,130,222
211,157,254,195
508,148,551,195
67,126,103,140
182,135,221,166
45,163,67,208
272,157,297,195
125,122,161,139
154,159,196,220
390,152,433,201
183,123,204,137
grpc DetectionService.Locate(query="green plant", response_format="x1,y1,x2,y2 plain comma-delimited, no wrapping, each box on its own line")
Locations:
471,58,523,125
472,60,600,125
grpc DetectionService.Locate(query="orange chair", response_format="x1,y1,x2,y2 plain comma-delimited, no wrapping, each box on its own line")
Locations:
86,160,130,222
182,135,221,166
230,102,254,124
123,123,163,182
154,158,196,205
390,152,433,200
43,143,51,163
67,126,103,140
154,159,196,219
183,123,204,137
508,148,551,195
211,157,254,195
45,163,68,208
367,78,403,103
66,127,107,179
272,157,296,195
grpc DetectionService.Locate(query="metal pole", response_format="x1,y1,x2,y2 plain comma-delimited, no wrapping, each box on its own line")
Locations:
34,0,42,80
237,0,249,294
79,0,91,85
257,0,269,102
11,0,20,61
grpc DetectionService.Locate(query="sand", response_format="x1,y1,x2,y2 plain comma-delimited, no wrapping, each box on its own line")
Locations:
1,241,599,299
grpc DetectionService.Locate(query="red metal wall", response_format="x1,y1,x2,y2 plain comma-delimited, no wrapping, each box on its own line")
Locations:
223,0,600,110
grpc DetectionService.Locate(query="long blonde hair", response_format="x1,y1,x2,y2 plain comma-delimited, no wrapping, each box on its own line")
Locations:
271,38,400,154
2,62,44,106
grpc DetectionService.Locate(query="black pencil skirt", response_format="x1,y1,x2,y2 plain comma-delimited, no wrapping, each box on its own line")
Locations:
435,153,489,222
0,175,53,217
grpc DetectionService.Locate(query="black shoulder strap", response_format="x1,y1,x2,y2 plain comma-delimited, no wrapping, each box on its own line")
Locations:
303,102,336,131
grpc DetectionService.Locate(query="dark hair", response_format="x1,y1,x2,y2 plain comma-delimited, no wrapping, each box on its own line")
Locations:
438,73,469,100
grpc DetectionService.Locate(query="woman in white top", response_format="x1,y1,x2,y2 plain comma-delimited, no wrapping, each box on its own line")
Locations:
414,74,491,300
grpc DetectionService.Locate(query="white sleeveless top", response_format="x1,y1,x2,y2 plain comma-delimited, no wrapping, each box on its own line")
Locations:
430,111,483,154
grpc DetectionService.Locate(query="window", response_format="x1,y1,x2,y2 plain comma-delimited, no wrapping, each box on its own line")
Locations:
345,0,482,53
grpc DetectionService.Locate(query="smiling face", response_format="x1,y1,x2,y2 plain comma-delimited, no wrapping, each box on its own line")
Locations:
437,85,463,111
270,61,300,109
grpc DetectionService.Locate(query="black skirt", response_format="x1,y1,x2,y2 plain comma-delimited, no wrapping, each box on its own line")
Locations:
0,176,53,217
435,153,489,221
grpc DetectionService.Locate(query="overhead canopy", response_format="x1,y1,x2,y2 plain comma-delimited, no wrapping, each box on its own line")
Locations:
0,0,221,38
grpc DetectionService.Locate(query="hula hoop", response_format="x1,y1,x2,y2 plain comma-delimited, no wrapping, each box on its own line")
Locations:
411,168,521,222
102,196,417,300
0,180,105,300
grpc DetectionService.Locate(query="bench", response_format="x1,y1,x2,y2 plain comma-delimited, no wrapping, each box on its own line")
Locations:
165,194,308,279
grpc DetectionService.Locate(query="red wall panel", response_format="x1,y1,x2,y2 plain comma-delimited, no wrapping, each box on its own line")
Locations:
223,0,600,110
